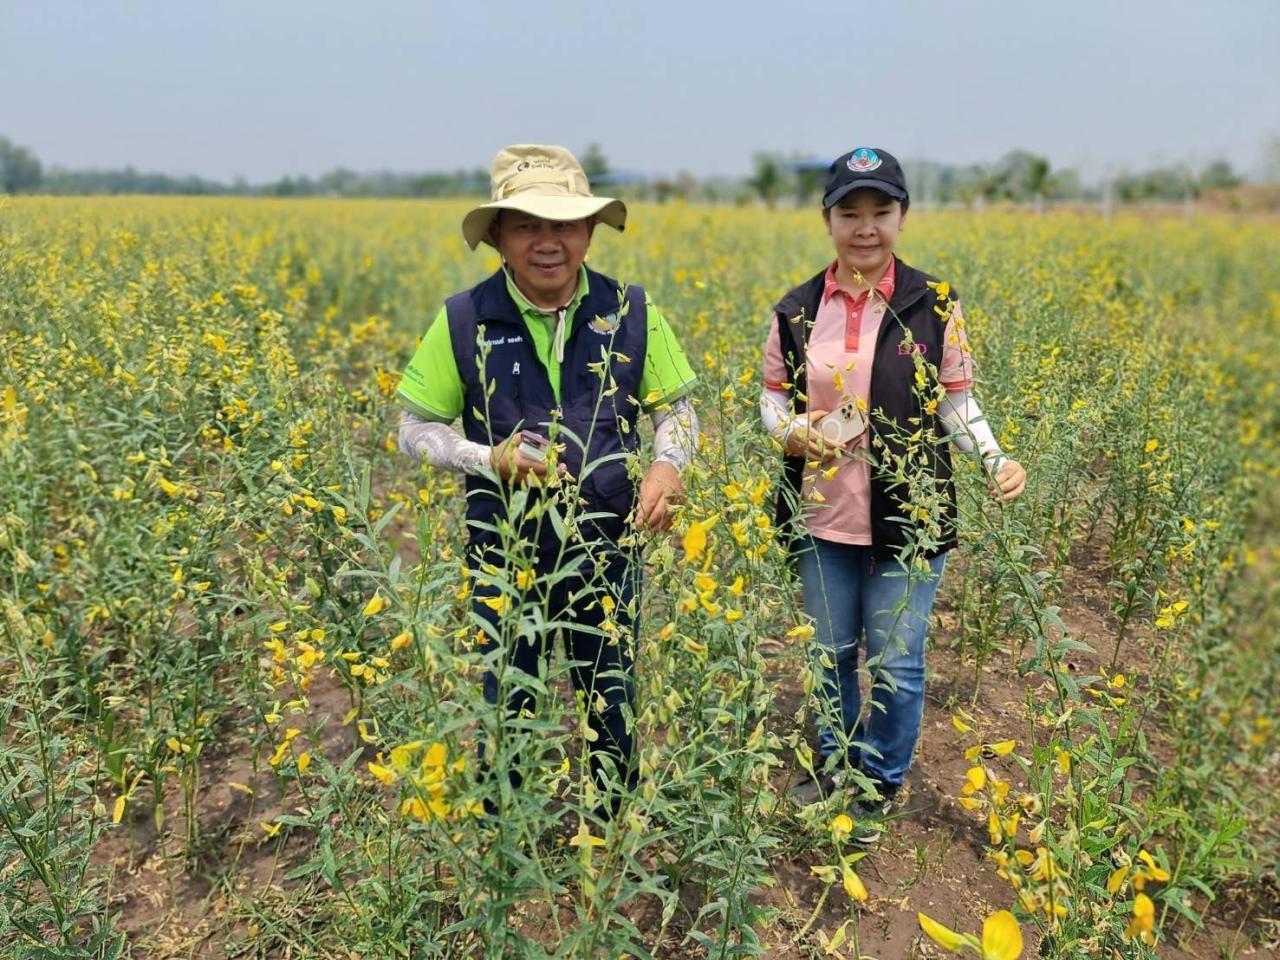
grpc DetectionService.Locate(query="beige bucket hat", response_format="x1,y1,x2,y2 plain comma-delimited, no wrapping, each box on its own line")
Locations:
462,144,628,250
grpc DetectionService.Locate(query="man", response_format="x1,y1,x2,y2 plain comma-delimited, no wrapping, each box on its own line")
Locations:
396,144,699,814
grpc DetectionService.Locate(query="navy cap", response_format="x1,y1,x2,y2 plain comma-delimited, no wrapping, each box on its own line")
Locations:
823,147,908,209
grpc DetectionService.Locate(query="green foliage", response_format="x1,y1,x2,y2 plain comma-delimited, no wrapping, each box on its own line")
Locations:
0,199,1275,956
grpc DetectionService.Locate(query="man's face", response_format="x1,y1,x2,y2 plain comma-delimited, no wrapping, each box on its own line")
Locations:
824,190,906,280
490,211,594,308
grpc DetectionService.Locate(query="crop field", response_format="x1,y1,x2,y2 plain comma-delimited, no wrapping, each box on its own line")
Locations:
1,197,1277,959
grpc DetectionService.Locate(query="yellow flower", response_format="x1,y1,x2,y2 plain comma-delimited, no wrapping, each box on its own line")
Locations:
400,797,429,820
1107,864,1130,894
390,630,411,652
297,752,311,774
479,594,510,615
988,811,1004,844
1133,849,1170,889
568,822,606,848
829,813,853,841
841,864,868,902
1054,748,1071,776
981,910,1024,960
389,741,422,770
362,593,387,616
367,762,397,786
423,742,448,770
682,518,713,564
918,910,1023,959
917,913,973,953
786,623,815,641
1124,893,1156,945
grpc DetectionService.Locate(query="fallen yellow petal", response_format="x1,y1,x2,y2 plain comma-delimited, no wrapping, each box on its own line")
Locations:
917,913,970,953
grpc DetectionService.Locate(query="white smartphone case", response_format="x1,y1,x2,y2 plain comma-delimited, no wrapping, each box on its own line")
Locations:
818,401,868,445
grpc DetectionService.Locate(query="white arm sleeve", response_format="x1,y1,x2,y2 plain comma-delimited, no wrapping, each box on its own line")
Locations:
760,387,807,443
938,389,1005,468
650,396,699,471
398,410,491,476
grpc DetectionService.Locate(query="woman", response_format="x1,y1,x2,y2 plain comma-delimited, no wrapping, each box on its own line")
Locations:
760,146,1026,841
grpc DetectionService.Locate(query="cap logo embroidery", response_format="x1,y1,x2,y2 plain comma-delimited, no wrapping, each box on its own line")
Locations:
847,148,882,173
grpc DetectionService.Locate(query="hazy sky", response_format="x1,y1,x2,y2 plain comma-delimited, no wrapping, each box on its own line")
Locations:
5,0,1278,182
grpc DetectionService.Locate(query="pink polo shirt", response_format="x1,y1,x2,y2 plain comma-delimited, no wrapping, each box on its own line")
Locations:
763,259,975,545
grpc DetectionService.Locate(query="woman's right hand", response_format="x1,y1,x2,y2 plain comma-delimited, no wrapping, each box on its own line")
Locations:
784,409,843,464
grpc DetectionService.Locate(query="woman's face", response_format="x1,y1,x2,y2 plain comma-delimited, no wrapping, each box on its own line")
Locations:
825,190,907,280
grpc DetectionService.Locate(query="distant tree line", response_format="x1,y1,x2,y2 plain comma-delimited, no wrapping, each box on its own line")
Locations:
1,136,488,198
0,135,1257,204
746,149,1246,208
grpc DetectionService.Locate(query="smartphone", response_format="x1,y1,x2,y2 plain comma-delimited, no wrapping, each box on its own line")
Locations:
818,401,868,446
517,431,549,463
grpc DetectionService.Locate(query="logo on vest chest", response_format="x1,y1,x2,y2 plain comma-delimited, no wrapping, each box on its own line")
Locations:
483,334,525,348
588,312,621,335
897,341,928,356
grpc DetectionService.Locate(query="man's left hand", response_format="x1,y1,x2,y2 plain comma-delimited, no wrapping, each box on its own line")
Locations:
991,458,1027,502
636,460,683,532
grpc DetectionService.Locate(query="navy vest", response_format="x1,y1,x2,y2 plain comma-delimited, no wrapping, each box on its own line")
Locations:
446,267,648,560
773,257,959,560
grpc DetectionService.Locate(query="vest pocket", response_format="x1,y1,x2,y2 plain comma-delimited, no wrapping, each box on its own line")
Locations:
586,464,633,502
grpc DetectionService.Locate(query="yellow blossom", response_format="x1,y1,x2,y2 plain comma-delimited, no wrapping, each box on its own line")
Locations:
829,814,853,841
682,518,714,564
841,864,868,902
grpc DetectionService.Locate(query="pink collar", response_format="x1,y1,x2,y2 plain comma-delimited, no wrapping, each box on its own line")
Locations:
822,257,897,304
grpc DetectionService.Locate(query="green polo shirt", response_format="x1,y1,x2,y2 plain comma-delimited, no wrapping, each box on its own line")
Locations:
397,267,697,422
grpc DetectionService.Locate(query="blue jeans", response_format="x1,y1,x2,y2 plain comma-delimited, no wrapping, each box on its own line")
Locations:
797,538,947,790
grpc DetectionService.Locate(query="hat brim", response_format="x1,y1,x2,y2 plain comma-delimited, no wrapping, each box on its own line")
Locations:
462,196,627,250
823,179,908,209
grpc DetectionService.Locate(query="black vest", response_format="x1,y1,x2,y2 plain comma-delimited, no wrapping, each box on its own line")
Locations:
772,257,958,560
446,267,648,560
